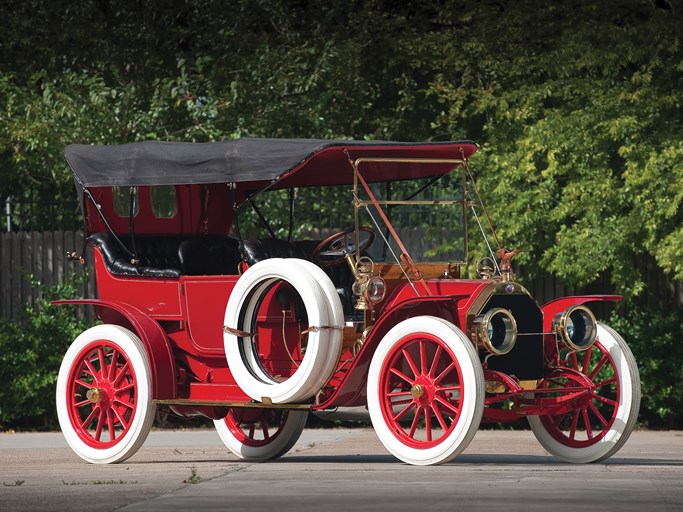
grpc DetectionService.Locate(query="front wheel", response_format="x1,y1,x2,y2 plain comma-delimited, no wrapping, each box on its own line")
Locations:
367,316,484,465
56,324,156,464
214,408,307,461
528,322,641,463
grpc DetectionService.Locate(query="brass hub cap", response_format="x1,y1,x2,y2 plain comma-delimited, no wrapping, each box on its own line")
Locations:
410,384,425,399
86,387,102,404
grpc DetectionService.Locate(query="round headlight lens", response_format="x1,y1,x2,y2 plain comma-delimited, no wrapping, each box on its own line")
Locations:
553,305,597,351
473,307,518,355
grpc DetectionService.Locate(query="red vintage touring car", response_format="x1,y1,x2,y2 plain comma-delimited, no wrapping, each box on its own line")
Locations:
55,138,640,465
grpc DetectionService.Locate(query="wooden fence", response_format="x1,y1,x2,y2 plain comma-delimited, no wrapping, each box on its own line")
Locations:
0,231,96,321
1,230,681,324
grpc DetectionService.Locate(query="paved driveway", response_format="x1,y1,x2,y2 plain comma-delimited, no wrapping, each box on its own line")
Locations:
1,429,681,511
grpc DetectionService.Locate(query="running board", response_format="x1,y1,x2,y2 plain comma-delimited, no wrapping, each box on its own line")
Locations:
154,399,312,410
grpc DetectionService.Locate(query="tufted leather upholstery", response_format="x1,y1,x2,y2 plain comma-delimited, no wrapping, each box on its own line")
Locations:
90,233,241,278
178,236,241,275
241,238,308,265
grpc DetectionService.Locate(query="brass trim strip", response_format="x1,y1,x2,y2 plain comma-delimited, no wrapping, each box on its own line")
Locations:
374,200,465,206
352,157,465,165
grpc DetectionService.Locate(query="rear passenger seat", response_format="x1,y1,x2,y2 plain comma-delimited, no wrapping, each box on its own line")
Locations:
91,233,359,315
90,233,241,278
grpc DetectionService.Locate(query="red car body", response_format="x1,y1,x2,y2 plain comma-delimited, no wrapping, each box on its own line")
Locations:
54,139,640,465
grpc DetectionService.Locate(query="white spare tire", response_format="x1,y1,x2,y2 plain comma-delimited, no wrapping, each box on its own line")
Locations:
224,258,343,404
288,258,344,387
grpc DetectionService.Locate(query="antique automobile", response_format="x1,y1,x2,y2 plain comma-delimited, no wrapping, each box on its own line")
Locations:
55,138,640,466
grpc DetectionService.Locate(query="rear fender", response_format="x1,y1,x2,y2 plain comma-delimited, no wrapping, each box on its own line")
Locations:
52,299,177,400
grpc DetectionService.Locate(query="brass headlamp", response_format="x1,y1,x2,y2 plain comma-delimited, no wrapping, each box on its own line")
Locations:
552,305,597,351
472,307,518,355
350,256,386,310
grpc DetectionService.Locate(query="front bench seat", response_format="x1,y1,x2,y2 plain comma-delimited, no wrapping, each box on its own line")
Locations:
241,238,308,265
242,238,357,315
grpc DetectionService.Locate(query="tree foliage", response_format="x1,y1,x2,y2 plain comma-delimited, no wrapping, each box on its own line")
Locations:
1,0,682,427
421,1,683,298
2,0,681,295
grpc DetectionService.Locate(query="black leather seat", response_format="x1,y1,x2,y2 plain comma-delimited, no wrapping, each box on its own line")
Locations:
90,233,182,278
241,238,308,265
294,240,357,315
178,236,241,275
90,233,241,278
241,238,357,315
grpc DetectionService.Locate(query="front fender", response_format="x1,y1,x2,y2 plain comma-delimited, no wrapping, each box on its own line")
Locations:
541,295,621,334
52,299,177,400
316,294,464,409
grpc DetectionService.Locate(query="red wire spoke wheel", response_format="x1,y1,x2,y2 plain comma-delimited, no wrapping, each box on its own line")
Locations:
56,325,155,464
67,341,137,447
528,323,640,463
367,316,484,465
214,408,307,461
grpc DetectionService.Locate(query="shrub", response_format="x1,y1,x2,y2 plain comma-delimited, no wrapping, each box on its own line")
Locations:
609,303,683,429
0,272,93,429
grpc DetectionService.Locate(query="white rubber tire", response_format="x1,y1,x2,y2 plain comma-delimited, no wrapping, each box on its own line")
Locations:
367,316,484,465
214,409,308,461
288,259,344,389
528,322,641,463
224,258,340,404
56,324,156,464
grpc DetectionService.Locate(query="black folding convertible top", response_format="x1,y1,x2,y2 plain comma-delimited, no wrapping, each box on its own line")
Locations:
64,138,477,189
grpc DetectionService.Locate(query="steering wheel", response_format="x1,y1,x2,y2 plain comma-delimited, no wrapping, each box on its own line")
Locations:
312,227,375,266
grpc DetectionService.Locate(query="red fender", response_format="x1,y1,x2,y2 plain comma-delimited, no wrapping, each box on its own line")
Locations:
541,294,622,333
52,299,177,400
316,294,465,409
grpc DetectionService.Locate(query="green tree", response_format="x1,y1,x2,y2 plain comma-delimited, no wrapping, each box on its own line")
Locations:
1,0,682,427
423,0,683,299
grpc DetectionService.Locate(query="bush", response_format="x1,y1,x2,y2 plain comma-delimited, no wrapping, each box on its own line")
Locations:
609,304,683,429
0,272,94,429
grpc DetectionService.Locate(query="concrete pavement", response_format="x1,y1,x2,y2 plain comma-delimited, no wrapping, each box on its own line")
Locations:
1,429,681,511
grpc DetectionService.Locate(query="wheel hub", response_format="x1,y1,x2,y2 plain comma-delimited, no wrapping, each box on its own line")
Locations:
410,384,425,399
411,377,437,407
86,387,102,404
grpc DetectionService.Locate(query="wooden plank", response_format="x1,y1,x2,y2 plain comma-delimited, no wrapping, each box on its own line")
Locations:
11,232,22,318
54,231,64,284
20,231,34,310
0,232,10,317
43,231,54,288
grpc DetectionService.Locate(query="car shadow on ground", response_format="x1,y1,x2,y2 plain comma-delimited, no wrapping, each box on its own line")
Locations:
272,453,683,466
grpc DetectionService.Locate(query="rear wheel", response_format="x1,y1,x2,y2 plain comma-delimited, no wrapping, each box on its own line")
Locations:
56,325,156,464
528,322,640,463
214,408,307,461
367,316,484,465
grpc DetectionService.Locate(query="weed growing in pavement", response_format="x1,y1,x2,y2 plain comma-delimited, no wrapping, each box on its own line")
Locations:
3,480,25,487
184,466,202,484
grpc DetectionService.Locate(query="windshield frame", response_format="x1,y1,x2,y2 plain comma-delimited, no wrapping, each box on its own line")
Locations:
351,157,469,274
